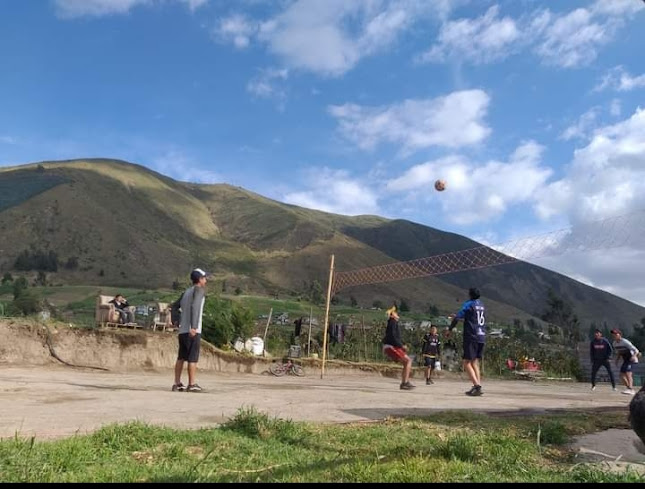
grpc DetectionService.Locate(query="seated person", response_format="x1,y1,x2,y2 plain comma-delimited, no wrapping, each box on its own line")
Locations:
109,294,135,324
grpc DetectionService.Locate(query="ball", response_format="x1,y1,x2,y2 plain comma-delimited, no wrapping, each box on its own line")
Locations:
434,179,446,192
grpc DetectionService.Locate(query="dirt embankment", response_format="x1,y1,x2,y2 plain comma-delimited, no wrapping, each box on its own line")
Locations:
0,320,415,378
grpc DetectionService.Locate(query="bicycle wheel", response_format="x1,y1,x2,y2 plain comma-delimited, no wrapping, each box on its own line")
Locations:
290,364,305,377
269,363,287,377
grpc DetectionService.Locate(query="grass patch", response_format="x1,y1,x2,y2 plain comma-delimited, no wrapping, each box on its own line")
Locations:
0,409,640,483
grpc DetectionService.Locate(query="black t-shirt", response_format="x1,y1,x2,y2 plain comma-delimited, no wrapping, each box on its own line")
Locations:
422,333,441,356
383,317,403,348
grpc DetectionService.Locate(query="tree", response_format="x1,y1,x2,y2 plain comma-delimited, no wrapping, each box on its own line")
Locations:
13,277,28,299
201,296,233,347
350,296,358,308
541,289,580,345
64,257,79,270
234,287,243,296
372,300,384,310
172,279,182,291
36,271,47,286
230,302,254,340
1,272,13,285
12,290,39,316
399,298,410,313
426,304,440,316
308,280,323,304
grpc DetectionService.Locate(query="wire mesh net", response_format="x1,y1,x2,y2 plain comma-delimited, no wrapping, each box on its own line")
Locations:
333,210,645,294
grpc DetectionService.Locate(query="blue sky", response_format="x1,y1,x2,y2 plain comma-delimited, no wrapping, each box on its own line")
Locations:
1,0,645,306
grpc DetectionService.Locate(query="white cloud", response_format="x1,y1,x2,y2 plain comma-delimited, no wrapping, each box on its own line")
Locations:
246,67,289,108
610,99,622,117
329,89,491,153
536,107,645,222
595,66,645,92
534,246,645,308
54,0,207,19
560,107,600,141
258,0,427,76
0,136,17,145
419,6,520,64
532,0,644,68
213,14,258,49
181,0,208,11
420,0,644,68
151,150,220,184
214,0,437,77
284,167,380,216
387,140,552,225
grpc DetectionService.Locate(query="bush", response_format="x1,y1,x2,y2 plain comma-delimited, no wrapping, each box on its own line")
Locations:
11,290,40,316
201,297,255,347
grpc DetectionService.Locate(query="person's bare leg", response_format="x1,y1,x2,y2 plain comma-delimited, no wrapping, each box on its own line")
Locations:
425,366,431,381
626,372,634,390
463,360,478,387
188,362,197,386
174,359,184,385
621,372,629,388
472,359,481,386
401,356,412,384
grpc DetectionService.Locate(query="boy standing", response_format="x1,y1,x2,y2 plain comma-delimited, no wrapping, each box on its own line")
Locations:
421,325,441,385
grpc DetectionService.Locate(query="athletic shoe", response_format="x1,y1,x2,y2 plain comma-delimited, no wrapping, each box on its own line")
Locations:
466,385,483,397
400,382,416,390
612,387,617,391
426,379,434,385
172,383,185,392
187,384,203,392
622,389,635,395
591,386,596,391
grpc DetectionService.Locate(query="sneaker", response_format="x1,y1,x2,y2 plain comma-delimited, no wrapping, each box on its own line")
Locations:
400,382,416,390
622,389,635,395
466,385,483,397
172,383,185,392
612,387,617,391
591,386,596,391
187,384,203,392
426,379,434,385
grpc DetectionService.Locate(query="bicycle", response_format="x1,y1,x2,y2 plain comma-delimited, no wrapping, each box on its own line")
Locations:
269,359,305,377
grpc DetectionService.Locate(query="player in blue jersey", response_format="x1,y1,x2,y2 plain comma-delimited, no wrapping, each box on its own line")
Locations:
448,288,486,396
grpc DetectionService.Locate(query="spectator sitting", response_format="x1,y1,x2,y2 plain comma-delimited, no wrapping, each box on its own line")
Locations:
109,294,135,325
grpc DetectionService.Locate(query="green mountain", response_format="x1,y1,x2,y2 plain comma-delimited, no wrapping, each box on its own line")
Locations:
1,158,643,329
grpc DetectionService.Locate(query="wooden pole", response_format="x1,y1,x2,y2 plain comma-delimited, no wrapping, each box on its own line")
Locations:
361,314,367,363
262,308,273,357
307,306,313,357
321,254,335,379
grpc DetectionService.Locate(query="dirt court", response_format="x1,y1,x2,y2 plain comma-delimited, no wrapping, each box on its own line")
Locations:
0,365,635,440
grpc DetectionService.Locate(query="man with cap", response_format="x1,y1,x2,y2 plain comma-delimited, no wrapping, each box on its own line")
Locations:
172,268,208,392
611,329,641,395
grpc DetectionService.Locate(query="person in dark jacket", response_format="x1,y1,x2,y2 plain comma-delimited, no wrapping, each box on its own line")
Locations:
590,329,616,391
109,294,134,325
382,305,415,390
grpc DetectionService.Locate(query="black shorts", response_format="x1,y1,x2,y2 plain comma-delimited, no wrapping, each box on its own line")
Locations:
178,333,201,363
424,356,437,368
463,341,484,361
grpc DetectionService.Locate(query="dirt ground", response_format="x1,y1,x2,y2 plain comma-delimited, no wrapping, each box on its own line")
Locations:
0,365,636,441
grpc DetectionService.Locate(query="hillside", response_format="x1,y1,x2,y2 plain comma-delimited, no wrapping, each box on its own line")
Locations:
0,158,644,329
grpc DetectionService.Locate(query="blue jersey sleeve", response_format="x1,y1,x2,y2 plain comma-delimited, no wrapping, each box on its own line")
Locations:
455,300,472,320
